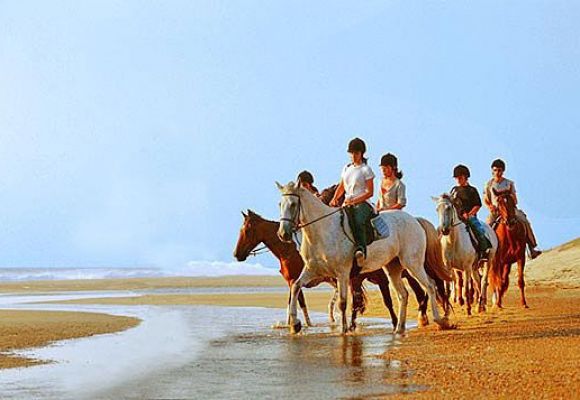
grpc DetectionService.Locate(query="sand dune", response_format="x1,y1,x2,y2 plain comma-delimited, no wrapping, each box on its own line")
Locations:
526,237,580,288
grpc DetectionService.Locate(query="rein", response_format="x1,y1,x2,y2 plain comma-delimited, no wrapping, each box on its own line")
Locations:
248,244,270,257
281,193,344,232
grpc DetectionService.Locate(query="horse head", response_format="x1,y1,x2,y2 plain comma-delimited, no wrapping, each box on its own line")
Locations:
432,194,456,236
233,209,263,261
276,181,302,243
493,188,517,226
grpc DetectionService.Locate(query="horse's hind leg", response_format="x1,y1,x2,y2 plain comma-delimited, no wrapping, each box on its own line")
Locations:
455,270,465,306
403,270,428,327
350,275,364,331
336,275,350,334
517,258,528,308
377,271,398,330
384,264,408,334
328,282,338,324
297,289,313,327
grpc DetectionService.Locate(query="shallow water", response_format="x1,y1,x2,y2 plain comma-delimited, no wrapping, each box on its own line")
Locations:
0,292,422,399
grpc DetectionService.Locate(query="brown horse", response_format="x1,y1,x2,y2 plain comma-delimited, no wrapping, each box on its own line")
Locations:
489,189,529,308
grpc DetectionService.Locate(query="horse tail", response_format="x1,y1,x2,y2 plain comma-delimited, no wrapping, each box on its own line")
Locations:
417,217,453,282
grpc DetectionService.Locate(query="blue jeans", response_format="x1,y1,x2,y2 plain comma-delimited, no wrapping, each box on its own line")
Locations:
465,216,492,252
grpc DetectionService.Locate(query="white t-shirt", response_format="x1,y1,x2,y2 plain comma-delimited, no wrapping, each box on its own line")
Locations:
341,163,375,204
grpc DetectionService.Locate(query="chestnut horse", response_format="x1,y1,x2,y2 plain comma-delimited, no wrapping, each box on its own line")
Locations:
233,210,431,329
489,189,529,308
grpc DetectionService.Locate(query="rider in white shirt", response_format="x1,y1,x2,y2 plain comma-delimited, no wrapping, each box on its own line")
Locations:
330,138,375,265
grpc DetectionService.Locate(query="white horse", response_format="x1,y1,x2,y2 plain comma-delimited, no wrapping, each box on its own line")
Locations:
276,181,450,334
433,194,498,314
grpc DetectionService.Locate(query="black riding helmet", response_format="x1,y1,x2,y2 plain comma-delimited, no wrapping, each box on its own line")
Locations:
380,153,398,168
297,170,314,184
347,137,366,153
491,159,506,171
453,164,470,178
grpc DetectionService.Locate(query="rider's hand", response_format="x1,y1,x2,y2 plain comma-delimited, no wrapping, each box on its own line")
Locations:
462,212,470,220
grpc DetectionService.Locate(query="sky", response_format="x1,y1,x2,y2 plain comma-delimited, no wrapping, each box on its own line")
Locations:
0,1,578,271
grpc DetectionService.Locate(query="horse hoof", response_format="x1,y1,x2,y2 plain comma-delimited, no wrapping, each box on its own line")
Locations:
290,320,302,334
435,317,456,330
418,315,429,327
523,304,529,309
478,305,486,313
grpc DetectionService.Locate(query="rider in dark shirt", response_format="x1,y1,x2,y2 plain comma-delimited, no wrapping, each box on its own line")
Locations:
451,165,492,260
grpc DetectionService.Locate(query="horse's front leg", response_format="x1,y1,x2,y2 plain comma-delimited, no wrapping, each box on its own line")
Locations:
479,259,491,312
289,270,312,334
336,275,350,334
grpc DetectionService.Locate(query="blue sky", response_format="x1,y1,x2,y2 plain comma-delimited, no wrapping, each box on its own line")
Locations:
0,1,578,270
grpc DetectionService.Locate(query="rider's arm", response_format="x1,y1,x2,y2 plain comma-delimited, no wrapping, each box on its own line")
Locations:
330,180,345,207
511,182,518,205
388,181,407,210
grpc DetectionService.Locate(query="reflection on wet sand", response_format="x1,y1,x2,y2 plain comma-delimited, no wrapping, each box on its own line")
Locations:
104,317,425,400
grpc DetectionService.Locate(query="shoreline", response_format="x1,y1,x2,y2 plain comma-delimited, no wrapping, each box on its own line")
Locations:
0,309,139,369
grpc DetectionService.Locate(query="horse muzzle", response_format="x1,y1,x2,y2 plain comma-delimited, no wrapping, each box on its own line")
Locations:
277,225,293,243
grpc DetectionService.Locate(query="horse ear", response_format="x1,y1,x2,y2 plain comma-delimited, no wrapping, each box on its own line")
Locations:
241,210,248,218
247,209,255,217
275,181,284,191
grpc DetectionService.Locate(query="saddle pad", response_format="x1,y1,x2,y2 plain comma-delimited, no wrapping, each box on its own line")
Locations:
371,215,390,239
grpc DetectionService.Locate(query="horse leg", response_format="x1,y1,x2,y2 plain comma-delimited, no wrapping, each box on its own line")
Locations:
328,282,338,324
517,258,528,308
496,263,510,308
403,270,428,327
456,270,465,306
470,266,482,313
336,275,350,334
379,275,399,330
479,259,491,312
349,275,363,331
385,264,408,334
298,289,313,327
403,263,449,329
464,267,472,316
289,270,313,334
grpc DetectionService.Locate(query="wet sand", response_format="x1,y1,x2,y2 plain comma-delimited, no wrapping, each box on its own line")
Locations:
0,275,283,293
379,285,580,399
0,310,139,369
45,278,580,398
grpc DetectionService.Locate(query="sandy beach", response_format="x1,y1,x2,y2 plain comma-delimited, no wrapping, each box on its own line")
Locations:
0,310,139,369
0,238,578,398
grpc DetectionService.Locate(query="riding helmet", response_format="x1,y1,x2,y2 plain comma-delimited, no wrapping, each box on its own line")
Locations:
380,153,398,168
453,164,470,178
347,137,366,154
297,170,314,184
491,159,506,171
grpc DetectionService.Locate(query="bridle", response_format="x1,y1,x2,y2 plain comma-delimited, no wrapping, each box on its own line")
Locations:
280,193,344,232
438,199,463,233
